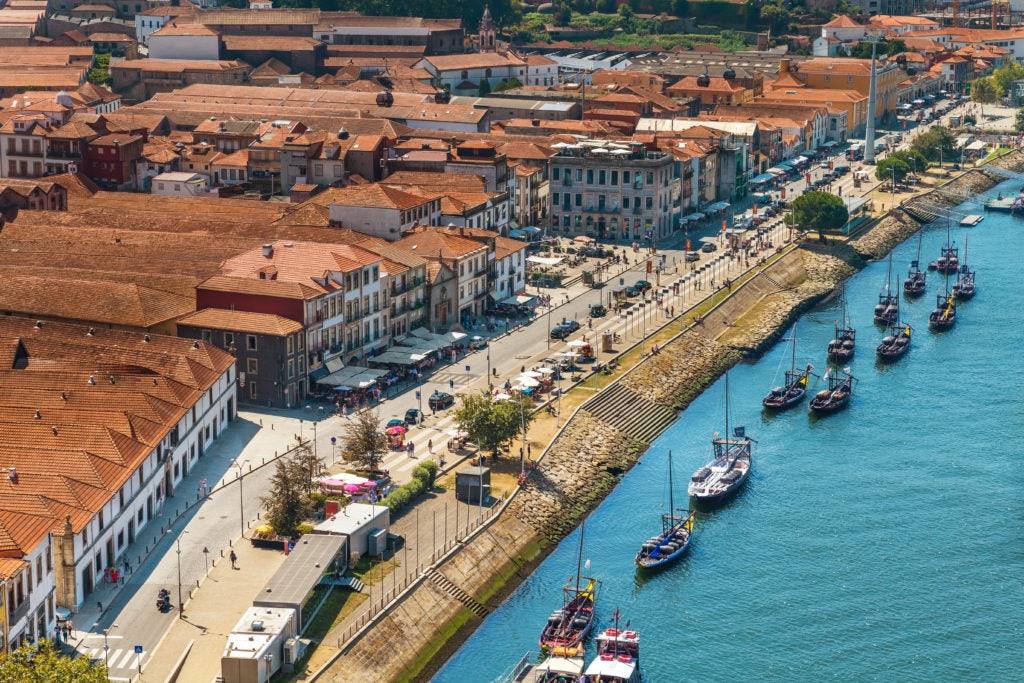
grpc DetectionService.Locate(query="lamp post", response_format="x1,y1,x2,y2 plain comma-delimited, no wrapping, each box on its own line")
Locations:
175,531,188,618
96,623,117,672
236,460,248,537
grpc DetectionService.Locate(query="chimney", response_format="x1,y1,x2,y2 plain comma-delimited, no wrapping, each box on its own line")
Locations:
779,58,791,75
262,243,274,258
531,119,540,127
7,467,16,484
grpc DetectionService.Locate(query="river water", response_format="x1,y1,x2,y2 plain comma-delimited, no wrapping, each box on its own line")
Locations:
435,182,1024,682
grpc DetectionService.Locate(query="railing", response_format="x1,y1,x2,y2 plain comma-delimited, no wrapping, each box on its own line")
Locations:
9,597,30,628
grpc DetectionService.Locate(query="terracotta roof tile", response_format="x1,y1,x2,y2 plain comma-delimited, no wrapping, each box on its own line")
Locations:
178,308,302,336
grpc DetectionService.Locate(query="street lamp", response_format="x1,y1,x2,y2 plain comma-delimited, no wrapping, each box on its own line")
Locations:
236,460,248,537
304,405,318,459
175,531,188,618
94,623,117,672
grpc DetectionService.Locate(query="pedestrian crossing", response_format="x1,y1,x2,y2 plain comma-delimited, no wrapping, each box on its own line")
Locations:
77,646,145,672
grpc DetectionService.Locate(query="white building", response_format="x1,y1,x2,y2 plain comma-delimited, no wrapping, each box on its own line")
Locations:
152,171,209,196
324,183,441,241
312,503,389,559
135,6,200,45
525,54,558,87
416,52,527,95
147,23,222,60
222,606,298,683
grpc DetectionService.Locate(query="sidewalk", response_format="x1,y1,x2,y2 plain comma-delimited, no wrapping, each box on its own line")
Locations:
143,540,287,681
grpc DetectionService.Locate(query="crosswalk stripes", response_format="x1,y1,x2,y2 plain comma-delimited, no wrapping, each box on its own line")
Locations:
77,647,145,672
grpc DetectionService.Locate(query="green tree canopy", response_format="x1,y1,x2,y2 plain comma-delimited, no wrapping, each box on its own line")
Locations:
789,190,849,241
341,410,388,473
971,76,1001,104
0,640,108,682
261,458,306,537
991,61,1024,96
876,155,911,185
890,148,928,174
911,125,956,163
453,393,534,456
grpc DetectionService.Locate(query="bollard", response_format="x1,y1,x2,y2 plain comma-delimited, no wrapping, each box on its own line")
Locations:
220,549,224,557
229,539,232,547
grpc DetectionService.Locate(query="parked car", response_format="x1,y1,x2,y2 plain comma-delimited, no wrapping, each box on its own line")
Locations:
589,303,607,318
404,408,422,425
550,319,580,339
685,251,701,262
633,280,652,294
701,242,717,253
469,335,488,350
386,418,405,429
428,391,454,411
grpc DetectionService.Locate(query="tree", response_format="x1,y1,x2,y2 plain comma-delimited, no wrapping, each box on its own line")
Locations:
261,458,305,537
341,410,388,473
454,393,534,457
287,443,322,496
991,61,1024,96
911,125,956,164
743,0,760,29
789,190,849,242
0,640,108,682
478,79,492,97
971,76,1000,115
890,148,928,175
553,1,572,25
876,154,911,187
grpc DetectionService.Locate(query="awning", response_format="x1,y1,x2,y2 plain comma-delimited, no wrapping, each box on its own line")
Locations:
750,173,775,184
777,161,795,169
573,235,595,244
500,294,537,306
370,349,429,366
527,255,564,266
821,140,837,148
965,140,987,151
767,166,787,175
795,155,812,165
705,201,730,212
317,365,387,387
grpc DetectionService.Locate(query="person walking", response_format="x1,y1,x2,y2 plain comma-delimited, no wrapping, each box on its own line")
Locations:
230,549,238,570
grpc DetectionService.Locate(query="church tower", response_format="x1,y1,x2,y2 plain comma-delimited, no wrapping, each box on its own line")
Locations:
478,5,496,52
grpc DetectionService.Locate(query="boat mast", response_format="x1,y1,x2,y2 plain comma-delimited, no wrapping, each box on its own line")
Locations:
667,450,674,523
884,251,893,295
724,372,731,445
790,324,797,375
575,519,585,593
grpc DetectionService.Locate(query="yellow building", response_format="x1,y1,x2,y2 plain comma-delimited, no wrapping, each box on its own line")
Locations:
780,57,906,117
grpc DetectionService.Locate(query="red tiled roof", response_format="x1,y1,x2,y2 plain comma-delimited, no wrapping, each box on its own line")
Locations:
178,308,303,336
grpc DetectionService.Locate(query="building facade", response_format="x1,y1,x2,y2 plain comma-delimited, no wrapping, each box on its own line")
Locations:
550,139,675,241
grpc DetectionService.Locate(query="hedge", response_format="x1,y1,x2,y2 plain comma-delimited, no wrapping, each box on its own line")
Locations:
383,461,439,514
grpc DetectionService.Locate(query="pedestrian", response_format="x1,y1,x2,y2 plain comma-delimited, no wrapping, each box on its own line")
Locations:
230,549,238,570
428,439,433,454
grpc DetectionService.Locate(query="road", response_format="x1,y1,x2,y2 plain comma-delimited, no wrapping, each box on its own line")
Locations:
75,96,973,679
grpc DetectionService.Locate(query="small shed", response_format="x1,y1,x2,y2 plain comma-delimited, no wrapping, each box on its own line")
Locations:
221,606,298,683
312,503,390,563
456,466,491,504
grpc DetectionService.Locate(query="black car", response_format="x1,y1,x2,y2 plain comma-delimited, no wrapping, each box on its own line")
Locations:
404,408,422,425
589,304,607,317
468,336,488,350
550,319,580,339
701,242,717,253
428,391,454,411
633,280,652,293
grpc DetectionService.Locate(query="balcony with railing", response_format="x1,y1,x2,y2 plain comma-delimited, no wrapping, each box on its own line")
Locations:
8,596,29,629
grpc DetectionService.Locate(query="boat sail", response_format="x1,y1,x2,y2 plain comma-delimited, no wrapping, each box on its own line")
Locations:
903,229,926,297
635,451,695,570
763,325,813,411
689,373,755,510
873,252,899,324
827,284,856,363
539,522,599,654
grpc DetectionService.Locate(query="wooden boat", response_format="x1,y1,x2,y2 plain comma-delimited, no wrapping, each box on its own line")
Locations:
903,230,926,297
874,253,899,324
689,373,754,510
827,285,855,363
511,655,585,683
540,523,599,653
952,236,976,300
929,291,956,331
636,451,694,570
876,321,912,362
584,614,641,683
763,326,813,411
808,367,855,415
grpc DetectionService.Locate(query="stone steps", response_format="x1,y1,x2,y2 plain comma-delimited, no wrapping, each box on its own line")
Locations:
582,383,677,444
426,568,489,618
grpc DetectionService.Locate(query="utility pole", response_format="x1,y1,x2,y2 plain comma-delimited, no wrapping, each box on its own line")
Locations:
865,36,880,165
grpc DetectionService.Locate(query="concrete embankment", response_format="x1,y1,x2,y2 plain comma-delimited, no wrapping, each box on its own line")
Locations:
320,160,1018,681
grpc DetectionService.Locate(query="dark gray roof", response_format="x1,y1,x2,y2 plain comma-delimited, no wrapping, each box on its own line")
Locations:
253,534,345,610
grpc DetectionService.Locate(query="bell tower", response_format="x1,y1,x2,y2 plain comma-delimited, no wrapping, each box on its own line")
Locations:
478,5,496,52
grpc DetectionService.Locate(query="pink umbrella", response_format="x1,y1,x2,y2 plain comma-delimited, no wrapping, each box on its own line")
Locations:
385,425,407,436
343,483,362,493
360,480,378,488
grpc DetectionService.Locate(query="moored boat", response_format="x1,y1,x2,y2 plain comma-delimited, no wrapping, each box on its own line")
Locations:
827,284,855,364
876,321,912,362
929,291,956,331
808,367,855,415
952,236,976,300
689,373,754,510
583,615,641,683
510,654,585,683
904,230,926,297
874,253,898,324
636,451,694,570
763,326,813,411
540,523,599,653
929,244,959,274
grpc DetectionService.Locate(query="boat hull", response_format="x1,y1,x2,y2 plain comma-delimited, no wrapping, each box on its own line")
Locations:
876,341,910,362
689,469,749,511
903,280,926,297
953,287,975,300
635,537,691,570
929,315,955,331
762,387,805,411
827,349,854,363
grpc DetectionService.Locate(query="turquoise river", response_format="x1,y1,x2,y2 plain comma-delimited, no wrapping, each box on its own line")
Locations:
434,181,1024,681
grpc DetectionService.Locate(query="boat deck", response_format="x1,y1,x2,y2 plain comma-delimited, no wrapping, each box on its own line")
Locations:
960,214,984,226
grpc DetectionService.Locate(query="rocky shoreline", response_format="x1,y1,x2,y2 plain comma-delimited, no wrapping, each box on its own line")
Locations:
323,162,1016,682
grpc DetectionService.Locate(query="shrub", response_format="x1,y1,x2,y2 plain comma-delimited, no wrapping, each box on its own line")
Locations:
412,461,439,487
296,522,315,535
382,460,439,514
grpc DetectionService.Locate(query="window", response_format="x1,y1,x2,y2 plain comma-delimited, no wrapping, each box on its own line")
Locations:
622,171,630,185
225,332,234,347
201,329,211,343
286,336,294,354
246,335,257,351
287,359,294,379
372,266,379,281
646,196,653,209
622,196,630,209
598,170,606,185
247,358,258,375
586,169,594,184
249,382,258,399
647,172,654,184
574,193,581,207
553,167,560,180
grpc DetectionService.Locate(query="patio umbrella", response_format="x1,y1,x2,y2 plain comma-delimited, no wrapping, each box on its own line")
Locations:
493,393,512,401
520,369,544,378
385,425,407,436
343,484,362,494
516,376,541,388
535,367,555,375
